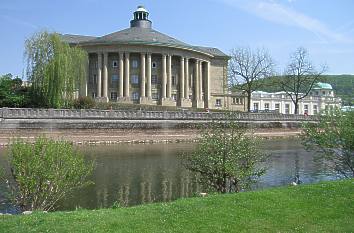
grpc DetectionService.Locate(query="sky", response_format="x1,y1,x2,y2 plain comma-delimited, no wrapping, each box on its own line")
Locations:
1,0,354,78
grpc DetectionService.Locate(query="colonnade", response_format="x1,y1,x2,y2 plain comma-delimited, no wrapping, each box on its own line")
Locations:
92,52,210,107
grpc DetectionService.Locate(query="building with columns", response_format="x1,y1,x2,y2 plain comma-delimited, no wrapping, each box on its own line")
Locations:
62,6,233,109
250,82,342,115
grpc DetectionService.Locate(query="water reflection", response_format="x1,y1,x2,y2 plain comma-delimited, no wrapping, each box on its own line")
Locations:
0,139,338,212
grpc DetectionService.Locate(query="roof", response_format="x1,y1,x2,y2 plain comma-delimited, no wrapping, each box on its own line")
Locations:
313,82,333,90
60,28,228,58
60,34,96,44
136,6,148,13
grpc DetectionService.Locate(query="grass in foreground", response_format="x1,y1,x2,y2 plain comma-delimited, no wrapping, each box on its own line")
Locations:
0,179,353,233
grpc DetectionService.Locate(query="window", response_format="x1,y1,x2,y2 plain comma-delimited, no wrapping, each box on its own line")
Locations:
152,62,157,68
285,104,290,114
93,74,97,84
132,92,139,100
275,103,280,113
172,94,177,101
304,104,309,114
111,92,117,100
253,103,259,112
189,95,192,100
232,98,243,105
111,74,119,83
264,103,269,111
151,75,158,84
315,91,319,95
131,75,139,84
313,105,318,115
112,60,118,68
132,60,138,68
152,92,159,100
322,91,326,95
172,76,177,86
93,61,98,69
216,99,222,107
92,92,96,98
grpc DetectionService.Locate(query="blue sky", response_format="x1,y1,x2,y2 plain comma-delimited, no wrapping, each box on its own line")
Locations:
1,0,353,77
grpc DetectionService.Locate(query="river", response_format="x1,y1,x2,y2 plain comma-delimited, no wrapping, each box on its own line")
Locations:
0,139,337,212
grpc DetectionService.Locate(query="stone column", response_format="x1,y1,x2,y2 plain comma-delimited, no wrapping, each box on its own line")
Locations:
184,58,189,99
167,54,172,98
119,52,124,97
194,60,199,101
205,61,210,108
124,52,130,98
103,52,108,99
146,53,152,98
198,60,203,101
82,57,89,97
179,57,185,101
161,54,167,99
97,53,102,97
140,53,146,97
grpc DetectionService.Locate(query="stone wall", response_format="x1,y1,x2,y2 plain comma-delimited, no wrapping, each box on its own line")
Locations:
0,108,316,129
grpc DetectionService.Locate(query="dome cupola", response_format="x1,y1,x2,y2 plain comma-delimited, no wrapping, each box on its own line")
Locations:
130,5,152,29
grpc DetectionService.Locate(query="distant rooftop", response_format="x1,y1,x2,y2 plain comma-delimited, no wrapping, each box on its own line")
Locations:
313,82,333,90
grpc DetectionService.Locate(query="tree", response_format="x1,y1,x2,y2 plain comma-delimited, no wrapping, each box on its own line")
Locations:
184,118,268,193
0,137,94,211
302,109,354,178
0,73,30,107
229,47,274,112
25,31,88,108
280,47,326,114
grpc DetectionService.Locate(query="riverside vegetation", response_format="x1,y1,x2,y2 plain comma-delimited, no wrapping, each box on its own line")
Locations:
0,137,93,212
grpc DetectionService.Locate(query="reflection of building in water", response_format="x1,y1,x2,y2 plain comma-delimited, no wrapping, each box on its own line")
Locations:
96,187,108,208
117,184,130,207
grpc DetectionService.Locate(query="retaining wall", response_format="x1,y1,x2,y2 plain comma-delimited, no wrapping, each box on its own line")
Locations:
0,108,316,129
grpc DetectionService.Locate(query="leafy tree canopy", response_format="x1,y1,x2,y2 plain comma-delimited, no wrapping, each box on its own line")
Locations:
0,73,29,107
25,31,88,108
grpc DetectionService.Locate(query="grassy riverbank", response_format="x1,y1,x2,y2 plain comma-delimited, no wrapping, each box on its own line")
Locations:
1,179,353,233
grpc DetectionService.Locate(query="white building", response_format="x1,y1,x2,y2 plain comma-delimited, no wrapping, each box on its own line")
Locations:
250,82,342,115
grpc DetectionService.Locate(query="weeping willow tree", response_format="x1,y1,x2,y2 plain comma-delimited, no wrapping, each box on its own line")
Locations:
25,31,88,108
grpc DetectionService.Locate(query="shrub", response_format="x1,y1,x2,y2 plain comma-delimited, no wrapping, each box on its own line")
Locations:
302,109,354,177
1,137,94,211
73,96,95,109
184,117,268,193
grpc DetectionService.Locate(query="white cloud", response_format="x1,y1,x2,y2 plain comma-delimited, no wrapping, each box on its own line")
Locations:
218,0,353,43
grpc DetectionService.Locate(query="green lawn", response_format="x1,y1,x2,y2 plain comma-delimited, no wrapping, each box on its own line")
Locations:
0,179,353,233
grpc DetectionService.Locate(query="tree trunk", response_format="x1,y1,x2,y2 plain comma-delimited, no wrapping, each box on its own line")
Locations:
294,101,299,114
247,91,252,112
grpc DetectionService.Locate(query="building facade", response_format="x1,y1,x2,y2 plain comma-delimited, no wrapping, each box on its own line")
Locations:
250,82,342,115
62,6,230,109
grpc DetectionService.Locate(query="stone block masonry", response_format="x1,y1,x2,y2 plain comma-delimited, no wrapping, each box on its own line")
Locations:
0,108,316,130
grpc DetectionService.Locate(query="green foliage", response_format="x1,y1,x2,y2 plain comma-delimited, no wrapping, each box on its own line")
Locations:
25,31,88,108
3,137,94,211
0,73,30,107
73,96,95,109
322,75,354,106
184,118,268,193
302,109,354,177
0,180,353,232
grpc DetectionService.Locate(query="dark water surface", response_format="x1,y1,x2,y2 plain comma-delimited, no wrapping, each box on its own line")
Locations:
0,139,337,212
